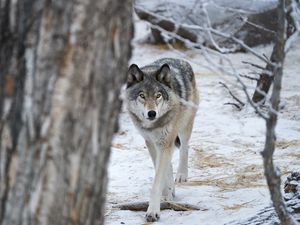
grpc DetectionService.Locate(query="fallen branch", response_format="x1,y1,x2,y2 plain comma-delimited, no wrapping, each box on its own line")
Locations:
113,201,205,212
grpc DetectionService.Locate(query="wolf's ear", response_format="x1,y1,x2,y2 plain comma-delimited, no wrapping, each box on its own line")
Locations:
156,64,171,88
127,64,143,88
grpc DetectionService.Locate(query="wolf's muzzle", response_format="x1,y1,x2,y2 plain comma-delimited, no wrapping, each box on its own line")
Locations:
147,111,156,120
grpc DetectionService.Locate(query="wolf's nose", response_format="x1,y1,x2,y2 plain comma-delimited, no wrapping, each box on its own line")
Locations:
148,111,156,120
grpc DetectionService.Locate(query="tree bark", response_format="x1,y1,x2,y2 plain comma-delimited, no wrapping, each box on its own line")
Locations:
0,0,133,225
261,0,297,224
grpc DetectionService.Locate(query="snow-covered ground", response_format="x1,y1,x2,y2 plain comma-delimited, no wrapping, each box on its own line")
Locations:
105,21,300,225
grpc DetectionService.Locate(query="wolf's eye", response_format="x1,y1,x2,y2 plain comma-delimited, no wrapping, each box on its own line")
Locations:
156,93,162,99
139,93,145,99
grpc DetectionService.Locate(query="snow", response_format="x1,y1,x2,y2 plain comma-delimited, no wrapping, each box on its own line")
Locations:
105,20,300,225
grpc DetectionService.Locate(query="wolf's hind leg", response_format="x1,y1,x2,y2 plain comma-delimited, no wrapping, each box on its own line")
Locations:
176,142,189,182
176,120,194,183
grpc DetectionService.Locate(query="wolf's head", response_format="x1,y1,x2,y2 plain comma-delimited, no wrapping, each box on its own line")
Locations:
125,63,175,125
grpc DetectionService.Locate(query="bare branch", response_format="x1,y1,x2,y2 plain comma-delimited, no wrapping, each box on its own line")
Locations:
242,61,266,71
185,23,273,64
238,15,277,35
219,82,245,107
134,6,273,64
239,73,259,81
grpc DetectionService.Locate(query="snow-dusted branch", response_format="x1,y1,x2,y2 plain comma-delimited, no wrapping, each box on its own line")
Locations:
238,15,277,35
135,5,272,64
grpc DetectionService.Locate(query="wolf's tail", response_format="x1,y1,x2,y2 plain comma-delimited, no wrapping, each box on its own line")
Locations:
175,136,181,148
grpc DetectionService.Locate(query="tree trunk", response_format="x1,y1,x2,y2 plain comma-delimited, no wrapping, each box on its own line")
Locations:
261,0,297,224
0,0,132,225
251,0,296,104
251,51,277,104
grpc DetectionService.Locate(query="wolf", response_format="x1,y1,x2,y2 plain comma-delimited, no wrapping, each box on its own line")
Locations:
125,58,199,222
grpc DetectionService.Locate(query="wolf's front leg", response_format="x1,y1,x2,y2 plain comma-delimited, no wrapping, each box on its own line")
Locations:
162,164,175,201
146,149,172,222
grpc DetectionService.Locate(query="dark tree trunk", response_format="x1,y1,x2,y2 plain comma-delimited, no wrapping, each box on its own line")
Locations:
251,52,277,104
0,0,133,224
252,0,296,104
261,0,297,224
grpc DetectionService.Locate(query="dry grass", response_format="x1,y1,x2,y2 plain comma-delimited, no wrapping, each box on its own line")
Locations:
185,171,265,192
222,201,254,211
276,139,300,149
190,147,265,191
192,147,234,169
285,152,300,160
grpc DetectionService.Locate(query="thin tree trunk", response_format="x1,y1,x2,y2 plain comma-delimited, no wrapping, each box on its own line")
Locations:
261,0,297,224
0,0,133,225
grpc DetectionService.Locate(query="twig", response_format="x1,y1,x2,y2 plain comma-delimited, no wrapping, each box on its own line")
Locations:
263,53,270,61
242,61,266,70
113,201,206,212
239,73,259,81
238,15,277,35
219,82,245,107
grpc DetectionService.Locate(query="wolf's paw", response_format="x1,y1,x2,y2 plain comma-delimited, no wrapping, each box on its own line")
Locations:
145,211,160,222
175,172,188,183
